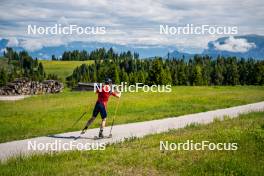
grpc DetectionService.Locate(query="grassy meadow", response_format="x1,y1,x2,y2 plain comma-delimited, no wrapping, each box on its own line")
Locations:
0,86,264,143
0,58,93,81
40,60,94,81
0,57,8,69
0,111,263,175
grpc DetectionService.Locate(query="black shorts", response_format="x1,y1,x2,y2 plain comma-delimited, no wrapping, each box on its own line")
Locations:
92,102,107,119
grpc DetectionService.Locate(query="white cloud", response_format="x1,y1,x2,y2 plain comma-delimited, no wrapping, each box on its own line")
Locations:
20,37,64,51
7,37,19,47
20,39,43,51
213,36,256,52
0,48,7,53
57,16,69,26
0,0,263,51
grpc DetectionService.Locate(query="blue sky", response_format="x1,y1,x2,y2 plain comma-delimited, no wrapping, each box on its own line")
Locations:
0,0,263,53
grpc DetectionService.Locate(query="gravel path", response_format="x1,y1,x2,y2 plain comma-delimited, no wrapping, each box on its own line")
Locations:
0,95,30,101
0,101,264,161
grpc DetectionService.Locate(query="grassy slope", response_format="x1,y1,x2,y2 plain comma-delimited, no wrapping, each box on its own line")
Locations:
0,86,264,143
0,57,8,69
1,111,263,176
0,59,93,81
40,60,93,81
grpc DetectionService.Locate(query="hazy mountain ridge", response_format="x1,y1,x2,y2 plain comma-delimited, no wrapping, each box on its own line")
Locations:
168,34,264,60
202,34,264,59
0,39,176,59
0,34,263,60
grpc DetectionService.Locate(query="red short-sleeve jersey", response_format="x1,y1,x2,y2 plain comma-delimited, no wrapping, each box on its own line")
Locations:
96,85,117,107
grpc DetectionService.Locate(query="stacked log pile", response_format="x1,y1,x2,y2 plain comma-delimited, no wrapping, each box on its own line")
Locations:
0,78,63,96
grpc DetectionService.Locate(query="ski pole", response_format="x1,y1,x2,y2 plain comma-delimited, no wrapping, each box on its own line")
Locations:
109,98,120,137
72,102,92,128
72,111,87,128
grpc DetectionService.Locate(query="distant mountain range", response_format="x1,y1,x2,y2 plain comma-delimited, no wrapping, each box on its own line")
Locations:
202,34,264,59
169,34,264,60
0,39,177,59
0,34,263,59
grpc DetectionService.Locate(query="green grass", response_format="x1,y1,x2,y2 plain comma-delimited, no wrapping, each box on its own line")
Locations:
0,58,93,81
0,57,8,69
0,86,264,143
40,60,94,81
1,111,263,175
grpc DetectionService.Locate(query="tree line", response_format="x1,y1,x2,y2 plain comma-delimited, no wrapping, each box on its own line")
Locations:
66,51,264,87
0,48,48,86
1,47,264,87
57,48,139,61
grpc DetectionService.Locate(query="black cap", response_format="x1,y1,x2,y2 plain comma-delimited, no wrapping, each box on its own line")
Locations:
105,78,112,84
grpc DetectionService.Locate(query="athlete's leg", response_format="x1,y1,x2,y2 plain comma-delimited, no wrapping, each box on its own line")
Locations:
85,116,96,128
99,118,106,137
81,103,100,134
100,118,106,131
99,103,107,137
81,116,96,134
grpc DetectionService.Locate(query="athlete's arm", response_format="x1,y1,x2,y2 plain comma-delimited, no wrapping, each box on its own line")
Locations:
112,91,121,98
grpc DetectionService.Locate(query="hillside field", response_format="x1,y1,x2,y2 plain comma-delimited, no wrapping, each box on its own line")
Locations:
40,60,94,81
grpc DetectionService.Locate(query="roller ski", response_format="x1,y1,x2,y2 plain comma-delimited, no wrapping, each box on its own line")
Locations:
73,126,87,140
94,130,112,140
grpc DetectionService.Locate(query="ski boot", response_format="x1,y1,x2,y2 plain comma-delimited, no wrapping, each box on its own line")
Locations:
81,126,88,134
98,130,104,138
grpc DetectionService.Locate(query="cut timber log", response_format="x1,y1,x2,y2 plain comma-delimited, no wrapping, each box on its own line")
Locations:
0,78,63,96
